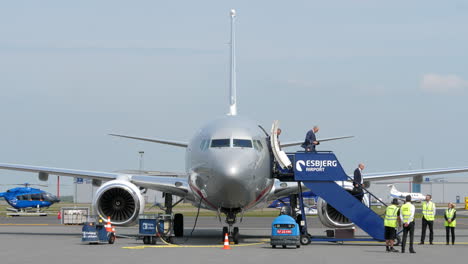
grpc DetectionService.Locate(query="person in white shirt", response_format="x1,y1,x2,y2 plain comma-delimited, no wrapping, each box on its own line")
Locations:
400,195,416,253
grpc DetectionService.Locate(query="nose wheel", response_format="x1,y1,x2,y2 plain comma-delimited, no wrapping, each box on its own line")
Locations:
222,226,239,244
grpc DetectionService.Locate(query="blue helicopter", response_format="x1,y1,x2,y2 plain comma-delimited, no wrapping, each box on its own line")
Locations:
0,183,60,214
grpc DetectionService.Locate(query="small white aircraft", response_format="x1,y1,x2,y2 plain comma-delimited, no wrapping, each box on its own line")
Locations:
388,184,426,202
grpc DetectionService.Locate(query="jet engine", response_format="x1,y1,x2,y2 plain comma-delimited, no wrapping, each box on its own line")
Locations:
93,180,145,226
316,181,369,228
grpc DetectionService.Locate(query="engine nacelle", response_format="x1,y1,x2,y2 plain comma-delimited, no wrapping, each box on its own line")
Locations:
93,180,144,226
317,181,369,228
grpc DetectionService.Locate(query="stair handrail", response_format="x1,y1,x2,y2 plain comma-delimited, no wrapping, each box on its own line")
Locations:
344,174,389,211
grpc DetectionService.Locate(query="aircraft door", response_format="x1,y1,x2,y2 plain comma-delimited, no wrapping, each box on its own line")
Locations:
270,120,292,170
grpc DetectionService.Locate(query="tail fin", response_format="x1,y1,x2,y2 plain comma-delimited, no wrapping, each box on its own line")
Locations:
387,184,397,193
228,9,237,116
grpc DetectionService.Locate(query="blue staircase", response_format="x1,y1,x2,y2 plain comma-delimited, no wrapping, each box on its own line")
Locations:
293,152,385,241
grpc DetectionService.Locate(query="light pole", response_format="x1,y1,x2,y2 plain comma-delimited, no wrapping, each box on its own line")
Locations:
139,151,145,174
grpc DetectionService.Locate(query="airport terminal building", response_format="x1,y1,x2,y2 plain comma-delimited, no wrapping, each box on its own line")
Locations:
368,176,468,204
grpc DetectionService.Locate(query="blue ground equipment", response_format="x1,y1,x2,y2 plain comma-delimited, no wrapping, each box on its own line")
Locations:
81,221,115,244
274,151,387,244
271,215,300,248
138,214,174,244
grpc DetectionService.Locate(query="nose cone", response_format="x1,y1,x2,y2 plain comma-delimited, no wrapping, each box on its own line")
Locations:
51,195,60,203
207,151,256,208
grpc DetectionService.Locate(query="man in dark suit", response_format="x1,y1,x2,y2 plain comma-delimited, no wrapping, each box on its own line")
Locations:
301,126,319,152
353,163,365,201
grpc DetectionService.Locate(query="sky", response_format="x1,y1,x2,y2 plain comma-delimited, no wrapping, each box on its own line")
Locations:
1,0,468,195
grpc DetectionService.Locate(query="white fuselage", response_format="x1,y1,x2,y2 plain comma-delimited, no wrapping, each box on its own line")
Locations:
389,185,425,202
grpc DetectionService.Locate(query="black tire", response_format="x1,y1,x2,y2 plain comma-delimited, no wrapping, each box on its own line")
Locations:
300,235,311,245
233,227,239,244
296,245,300,248
272,245,276,248
151,236,157,245
108,234,115,244
143,236,149,244
222,226,228,241
394,235,401,247
296,214,303,226
282,245,287,249
174,213,184,237
166,236,174,244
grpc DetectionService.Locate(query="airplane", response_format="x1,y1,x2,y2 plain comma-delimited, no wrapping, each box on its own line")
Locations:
0,183,60,213
1,9,468,243
388,184,426,203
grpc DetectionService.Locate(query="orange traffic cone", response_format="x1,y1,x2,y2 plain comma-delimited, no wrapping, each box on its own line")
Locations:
222,233,231,250
105,216,112,232
57,211,61,220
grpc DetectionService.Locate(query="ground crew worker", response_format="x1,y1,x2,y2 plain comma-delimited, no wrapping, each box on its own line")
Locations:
384,198,400,252
444,202,457,245
419,194,436,245
400,195,416,253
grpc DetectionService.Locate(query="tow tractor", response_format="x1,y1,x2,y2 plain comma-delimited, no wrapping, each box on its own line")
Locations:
81,219,116,244
270,121,390,245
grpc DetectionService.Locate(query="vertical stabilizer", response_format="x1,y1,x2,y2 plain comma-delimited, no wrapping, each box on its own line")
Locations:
388,184,397,195
228,9,237,116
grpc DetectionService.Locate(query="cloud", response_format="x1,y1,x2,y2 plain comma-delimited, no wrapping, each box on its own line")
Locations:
420,73,468,94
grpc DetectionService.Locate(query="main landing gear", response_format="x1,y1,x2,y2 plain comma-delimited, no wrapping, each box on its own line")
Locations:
163,193,184,238
222,210,240,244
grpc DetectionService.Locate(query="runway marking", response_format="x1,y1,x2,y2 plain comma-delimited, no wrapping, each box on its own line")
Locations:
122,239,269,249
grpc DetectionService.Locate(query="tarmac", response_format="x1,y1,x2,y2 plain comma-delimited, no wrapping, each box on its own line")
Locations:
1,215,468,264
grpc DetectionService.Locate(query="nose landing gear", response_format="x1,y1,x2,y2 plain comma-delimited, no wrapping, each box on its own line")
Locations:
222,210,240,244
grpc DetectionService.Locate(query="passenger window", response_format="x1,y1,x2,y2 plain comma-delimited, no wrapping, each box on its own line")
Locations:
31,194,42,200
233,139,253,148
211,139,231,148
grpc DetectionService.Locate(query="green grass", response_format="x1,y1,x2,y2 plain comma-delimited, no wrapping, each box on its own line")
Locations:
0,202,282,217
1,202,465,218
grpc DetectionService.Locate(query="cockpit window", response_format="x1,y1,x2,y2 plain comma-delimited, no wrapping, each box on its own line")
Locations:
211,139,231,148
233,139,253,148
253,140,263,151
200,139,209,151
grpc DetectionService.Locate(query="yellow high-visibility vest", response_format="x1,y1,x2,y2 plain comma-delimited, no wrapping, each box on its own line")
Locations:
384,205,399,228
445,208,457,227
401,203,413,223
422,201,435,221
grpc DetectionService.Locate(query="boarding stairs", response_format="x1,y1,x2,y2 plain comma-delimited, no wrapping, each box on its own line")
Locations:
270,121,385,241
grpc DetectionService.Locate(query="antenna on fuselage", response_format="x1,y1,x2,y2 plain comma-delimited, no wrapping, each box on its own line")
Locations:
228,9,237,116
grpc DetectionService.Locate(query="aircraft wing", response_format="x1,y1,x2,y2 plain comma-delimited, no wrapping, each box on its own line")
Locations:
280,136,354,148
270,166,468,199
362,167,468,182
270,180,309,200
0,163,192,199
109,134,188,148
